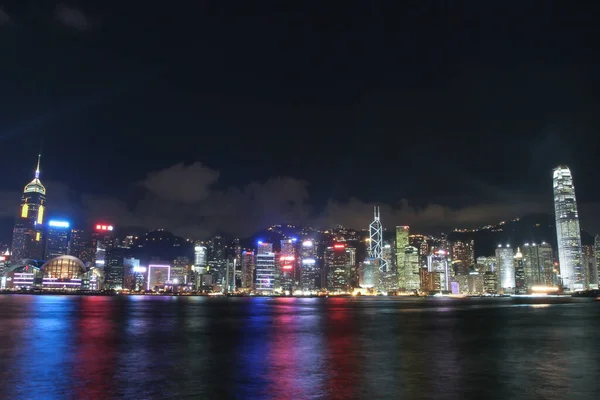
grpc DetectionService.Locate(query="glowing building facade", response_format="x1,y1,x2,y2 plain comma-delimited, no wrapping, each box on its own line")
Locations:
401,246,420,291
581,244,598,289
45,220,71,259
300,240,319,291
521,242,553,288
11,155,46,262
325,243,351,292
193,244,207,274
255,242,275,293
496,245,515,292
514,248,526,294
241,250,255,290
451,240,475,273
553,166,584,290
426,251,451,291
395,226,409,269
279,238,297,291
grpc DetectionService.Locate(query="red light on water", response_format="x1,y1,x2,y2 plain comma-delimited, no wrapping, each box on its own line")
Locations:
282,265,293,270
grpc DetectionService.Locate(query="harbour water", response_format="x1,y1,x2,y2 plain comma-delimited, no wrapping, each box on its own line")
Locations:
0,295,598,399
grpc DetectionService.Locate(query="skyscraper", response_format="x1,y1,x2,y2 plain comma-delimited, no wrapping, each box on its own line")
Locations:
325,243,352,292
553,166,584,290
11,155,46,262
369,206,384,266
582,244,598,289
451,240,475,273
207,235,227,285
69,228,94,263
279,238,297,292
300,240,319,291
395,226,409,268
395,226,409,289
255,242,275,293
241,250,255,290
45,220,71,259
496,245,515,293
194,243,207,274
402,246,420,291
522,242,554,289
595,235,600,288
514,248,526,294
92,224,115,267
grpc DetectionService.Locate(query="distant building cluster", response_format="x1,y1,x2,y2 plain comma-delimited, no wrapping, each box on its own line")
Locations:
1,158,597,295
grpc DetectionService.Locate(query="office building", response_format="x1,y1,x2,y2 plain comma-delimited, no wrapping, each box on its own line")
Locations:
255,242,275,293
395,226,409,269
241,250,255,290
92,224,115,267
400,246,420,292
582,244,598,289
45,220,71,259
300,240,319,291
69,228,94,263
279,238,297,292
325,243,352,292
496,245,515,293
11,155,46,262
521,242,554,289
514,248,526,294
553,166,584,290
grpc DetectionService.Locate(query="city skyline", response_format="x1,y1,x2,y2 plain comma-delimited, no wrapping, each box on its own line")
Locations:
2,3,600,240
1,155,599,244
3,154,598,294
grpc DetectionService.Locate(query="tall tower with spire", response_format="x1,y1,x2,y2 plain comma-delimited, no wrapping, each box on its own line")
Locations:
11,155,47,262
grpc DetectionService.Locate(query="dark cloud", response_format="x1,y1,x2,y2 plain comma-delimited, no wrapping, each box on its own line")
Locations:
54,4,91,31
1,162,598,239
0,7,11,26
315,198,550,234
142,163,219,203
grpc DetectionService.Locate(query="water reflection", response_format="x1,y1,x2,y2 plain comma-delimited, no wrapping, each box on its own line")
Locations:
0,295,598,399
72,297,118,399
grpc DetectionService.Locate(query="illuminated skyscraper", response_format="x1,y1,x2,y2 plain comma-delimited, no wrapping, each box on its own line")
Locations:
92,224,115,267
241,250,255,290
521,242,554,288
451,240,475,273
395,226,409,268
514,248,526,294
44,220,71,259
359,258,377,288
11,155,46,262
255,242,275,293
582,244,598,289
279,238,297,292
207,235,227,284
300,240,318,291
369,206,385,266
69,228,94,262
325,243,351,292
496,245,515,292
426,251,451,291
402,246,420,291
553,166,584,290
193,243,207,274
595,235,600,288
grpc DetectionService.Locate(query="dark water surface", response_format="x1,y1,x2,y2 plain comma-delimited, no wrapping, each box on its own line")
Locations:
0,295,598,399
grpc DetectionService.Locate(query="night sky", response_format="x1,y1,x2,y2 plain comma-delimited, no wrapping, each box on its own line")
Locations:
1,2,599,239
